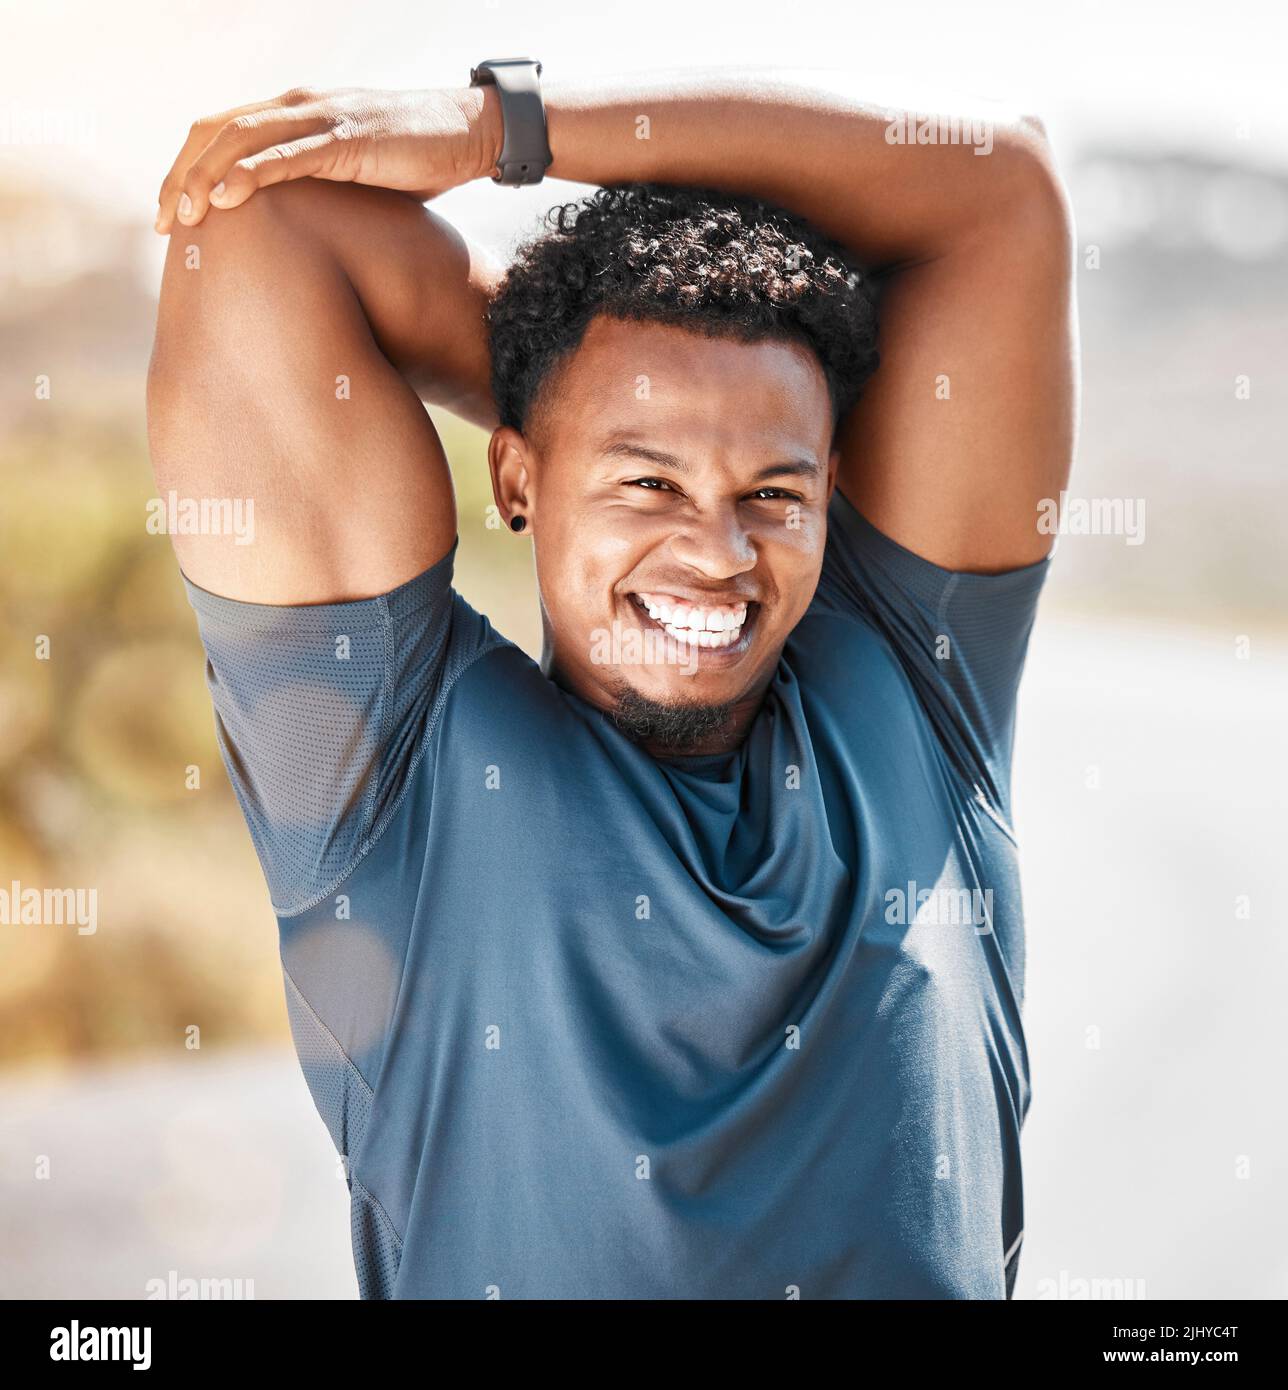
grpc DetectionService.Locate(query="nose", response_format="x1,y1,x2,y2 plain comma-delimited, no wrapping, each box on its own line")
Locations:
665,505,758,581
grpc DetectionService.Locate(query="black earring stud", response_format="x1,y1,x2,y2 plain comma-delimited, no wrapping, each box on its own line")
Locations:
510,515,526,533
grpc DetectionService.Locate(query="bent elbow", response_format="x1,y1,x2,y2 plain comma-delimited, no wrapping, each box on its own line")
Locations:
999,115,1076,268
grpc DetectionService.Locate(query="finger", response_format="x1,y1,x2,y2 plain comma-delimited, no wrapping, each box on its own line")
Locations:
155,98,283,233
154,89,323,232
176,110,327,225
212,132,349,211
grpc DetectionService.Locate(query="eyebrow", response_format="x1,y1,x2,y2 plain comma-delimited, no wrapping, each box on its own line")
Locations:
599,439,823,483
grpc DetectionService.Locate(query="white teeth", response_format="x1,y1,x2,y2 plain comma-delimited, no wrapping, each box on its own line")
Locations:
661,622,742,649
635,595,748,632
630,593,750,652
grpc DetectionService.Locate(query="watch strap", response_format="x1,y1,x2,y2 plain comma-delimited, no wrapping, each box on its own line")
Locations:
469,58,552,187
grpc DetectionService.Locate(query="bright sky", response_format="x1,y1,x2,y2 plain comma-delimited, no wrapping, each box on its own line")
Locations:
2,0,1285,251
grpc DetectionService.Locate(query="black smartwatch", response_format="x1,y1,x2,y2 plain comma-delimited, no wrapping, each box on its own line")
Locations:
469,58,552,187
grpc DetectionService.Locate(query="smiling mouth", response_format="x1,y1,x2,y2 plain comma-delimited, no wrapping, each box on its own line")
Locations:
626,591,757,655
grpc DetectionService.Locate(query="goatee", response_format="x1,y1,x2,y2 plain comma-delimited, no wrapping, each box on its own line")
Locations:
610,686,736,753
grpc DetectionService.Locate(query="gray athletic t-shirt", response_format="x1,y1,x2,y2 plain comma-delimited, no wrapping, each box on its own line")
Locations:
184,486,1047,1299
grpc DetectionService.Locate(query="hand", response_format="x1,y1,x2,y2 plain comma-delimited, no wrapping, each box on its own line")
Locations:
154,86,500,234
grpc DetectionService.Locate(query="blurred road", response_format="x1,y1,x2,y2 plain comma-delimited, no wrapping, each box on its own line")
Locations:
1,613,1283,1299
0,1046,354,1299
1013,611,1288,1299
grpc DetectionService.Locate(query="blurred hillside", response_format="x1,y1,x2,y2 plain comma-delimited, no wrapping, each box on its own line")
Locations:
1,146,1284,1069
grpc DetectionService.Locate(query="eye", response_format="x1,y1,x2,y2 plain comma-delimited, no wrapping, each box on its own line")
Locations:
626,477,678,493
747,487,800,501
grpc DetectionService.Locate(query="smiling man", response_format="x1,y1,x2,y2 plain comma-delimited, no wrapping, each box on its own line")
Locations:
147,65,1076,1299
487,240,871,751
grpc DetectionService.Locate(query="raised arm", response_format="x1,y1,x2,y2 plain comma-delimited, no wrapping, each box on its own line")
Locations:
156,69,1075,575
148,176,502,604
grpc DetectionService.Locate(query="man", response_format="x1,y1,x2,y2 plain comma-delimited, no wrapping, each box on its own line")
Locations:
148,65,1076,1299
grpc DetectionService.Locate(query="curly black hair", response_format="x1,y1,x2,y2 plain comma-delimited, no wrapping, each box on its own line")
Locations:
486,182,879,440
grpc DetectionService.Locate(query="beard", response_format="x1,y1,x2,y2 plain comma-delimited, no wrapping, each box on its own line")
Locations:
609,684,736,753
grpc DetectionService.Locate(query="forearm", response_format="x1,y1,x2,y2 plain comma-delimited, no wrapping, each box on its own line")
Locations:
513,67,1058,268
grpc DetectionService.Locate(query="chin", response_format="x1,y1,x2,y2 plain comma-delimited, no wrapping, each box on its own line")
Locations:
614,655,750,707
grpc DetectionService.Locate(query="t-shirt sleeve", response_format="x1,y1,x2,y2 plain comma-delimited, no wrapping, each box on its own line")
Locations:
812,486,1051,822
183,540,498,914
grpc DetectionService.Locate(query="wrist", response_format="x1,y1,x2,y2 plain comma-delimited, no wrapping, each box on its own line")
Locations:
455,84,505,183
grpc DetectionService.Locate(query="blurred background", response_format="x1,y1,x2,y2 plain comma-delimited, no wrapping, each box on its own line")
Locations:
1,0,1284,1299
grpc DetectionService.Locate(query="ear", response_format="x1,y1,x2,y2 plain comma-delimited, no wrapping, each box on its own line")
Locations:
487,426,535,533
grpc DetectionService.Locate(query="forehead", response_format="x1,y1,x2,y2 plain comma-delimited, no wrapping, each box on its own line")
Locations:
542,315,833,455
